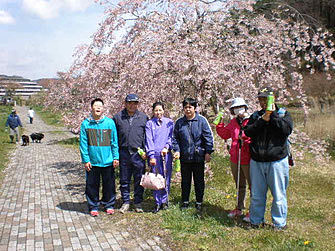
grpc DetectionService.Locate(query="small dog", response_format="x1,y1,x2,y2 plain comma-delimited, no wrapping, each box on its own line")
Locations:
30,133,44,143
22,135,30,146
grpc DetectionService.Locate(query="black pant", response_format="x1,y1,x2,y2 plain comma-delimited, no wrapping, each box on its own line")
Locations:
85,166,116,211
181,161,205,203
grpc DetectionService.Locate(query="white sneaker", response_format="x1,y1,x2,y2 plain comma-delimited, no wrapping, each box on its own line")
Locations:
228,209,242,218
119,203,130,214
243,212,250,223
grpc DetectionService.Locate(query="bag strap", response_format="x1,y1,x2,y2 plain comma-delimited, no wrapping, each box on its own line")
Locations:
161,154,167,187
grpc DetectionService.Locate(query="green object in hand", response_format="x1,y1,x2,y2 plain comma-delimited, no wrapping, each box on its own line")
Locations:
137,147,145,158
174,159,181,172
266,92,275,111
213,111,223,125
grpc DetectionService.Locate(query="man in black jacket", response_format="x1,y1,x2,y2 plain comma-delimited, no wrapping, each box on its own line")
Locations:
173,98,214,212
244,87,293,230
113,94,148,213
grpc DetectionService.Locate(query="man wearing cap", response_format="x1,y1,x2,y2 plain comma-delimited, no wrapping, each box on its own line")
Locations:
113,94,148,213
5,109,23,144
244,87,293,230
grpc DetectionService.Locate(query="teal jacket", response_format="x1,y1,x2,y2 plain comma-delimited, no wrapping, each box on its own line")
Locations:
80,116,119,167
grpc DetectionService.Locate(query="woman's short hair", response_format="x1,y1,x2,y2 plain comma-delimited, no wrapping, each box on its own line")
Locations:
152,101,165,110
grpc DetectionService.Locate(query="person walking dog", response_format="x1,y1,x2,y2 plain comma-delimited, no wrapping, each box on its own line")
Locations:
244,87,293,230
173,98,214,212
145,102,174,213
113,94,148,213
79,98,119,217
216,97,251,222
5,109,23,144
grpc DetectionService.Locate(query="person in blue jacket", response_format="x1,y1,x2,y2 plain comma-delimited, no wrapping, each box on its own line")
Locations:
113,94,149,214
5,109,23,143
80,98,119,217
173,98,214,212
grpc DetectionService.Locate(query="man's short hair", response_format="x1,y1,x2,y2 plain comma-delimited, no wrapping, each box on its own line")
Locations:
91,98,104,107
182,98,197,108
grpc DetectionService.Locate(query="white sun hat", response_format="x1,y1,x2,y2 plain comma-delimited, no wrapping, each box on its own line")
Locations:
230,97,248,109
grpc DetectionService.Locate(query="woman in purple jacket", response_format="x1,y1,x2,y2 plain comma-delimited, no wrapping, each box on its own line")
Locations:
145,102,174,213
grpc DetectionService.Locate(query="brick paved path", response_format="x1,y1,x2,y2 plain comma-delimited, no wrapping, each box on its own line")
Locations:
0,106,169,251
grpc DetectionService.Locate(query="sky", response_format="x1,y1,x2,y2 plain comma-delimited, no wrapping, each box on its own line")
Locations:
0,0,106,80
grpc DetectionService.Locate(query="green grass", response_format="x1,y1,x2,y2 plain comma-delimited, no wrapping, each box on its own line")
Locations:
58,137,80,149
33,105,63,126
0,105,16,181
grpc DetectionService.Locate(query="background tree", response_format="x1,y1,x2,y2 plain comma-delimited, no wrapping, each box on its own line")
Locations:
41,0,334,161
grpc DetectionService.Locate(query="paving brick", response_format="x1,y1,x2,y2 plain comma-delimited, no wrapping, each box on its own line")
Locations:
0,106,169,251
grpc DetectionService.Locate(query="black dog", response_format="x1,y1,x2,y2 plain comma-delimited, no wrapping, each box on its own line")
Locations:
22,135,30,146
30,133,44,143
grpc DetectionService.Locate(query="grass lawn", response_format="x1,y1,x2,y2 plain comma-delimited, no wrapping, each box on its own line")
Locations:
0,105,16,181
96,151,334,250
32,105,63,127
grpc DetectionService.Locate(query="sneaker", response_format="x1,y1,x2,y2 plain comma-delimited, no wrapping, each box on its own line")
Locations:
119,203,130,214
106,208,115,215
134,203,143,213
153,204,161,214
243,212,250,223
195,203,202,212
180,201,189,210
90,210,99,217
272,224,287,231
228,209,242,218
161,203,168,210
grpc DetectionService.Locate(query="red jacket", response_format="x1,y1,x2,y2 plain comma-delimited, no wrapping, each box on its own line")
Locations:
216,118,251,165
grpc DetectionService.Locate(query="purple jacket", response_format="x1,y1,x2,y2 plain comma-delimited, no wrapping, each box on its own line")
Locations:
145,117,174,159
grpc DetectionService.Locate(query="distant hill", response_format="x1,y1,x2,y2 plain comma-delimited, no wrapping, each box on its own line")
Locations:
35,78,60,88
0,74,31,82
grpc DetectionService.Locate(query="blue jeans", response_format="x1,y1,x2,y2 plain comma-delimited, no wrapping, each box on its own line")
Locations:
119,148,145,204
250,157,289,227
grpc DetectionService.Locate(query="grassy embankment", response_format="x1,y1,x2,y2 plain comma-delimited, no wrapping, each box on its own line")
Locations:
0,105,16,181
20,105,335,250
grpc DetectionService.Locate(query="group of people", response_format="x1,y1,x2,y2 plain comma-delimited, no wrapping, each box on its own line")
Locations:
216,87,293,230
80,95,214,217
80,87,293,231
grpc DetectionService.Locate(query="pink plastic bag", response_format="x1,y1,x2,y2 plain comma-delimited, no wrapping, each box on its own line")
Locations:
140,172,165,190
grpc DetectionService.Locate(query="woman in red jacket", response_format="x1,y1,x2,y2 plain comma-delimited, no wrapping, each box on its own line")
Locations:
216,98,251,222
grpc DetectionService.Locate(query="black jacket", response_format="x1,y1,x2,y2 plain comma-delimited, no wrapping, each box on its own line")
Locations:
113,109,148,153
244,107,293,162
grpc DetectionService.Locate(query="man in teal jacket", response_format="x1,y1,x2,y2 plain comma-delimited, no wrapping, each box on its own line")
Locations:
80,98,119,217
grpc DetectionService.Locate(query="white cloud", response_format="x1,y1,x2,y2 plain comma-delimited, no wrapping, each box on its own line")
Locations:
22,0,93,19
63,0,92,12
0,10,15,24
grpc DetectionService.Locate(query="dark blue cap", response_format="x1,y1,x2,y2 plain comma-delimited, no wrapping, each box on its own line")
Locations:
125,94,139,102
